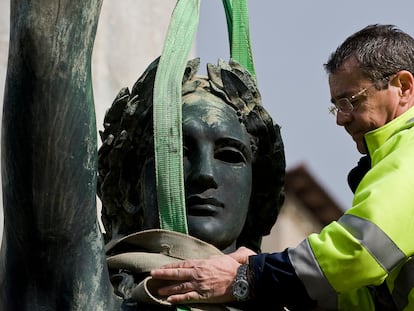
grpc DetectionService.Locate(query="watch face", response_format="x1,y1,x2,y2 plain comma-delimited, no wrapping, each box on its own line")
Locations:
233,279,249,300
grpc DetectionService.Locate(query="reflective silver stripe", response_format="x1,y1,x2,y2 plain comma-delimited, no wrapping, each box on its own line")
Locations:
392,257,414,310
339,214,406,272
288,239,338,309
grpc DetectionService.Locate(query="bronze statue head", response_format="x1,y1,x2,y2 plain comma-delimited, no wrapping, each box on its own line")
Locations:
97,57,285,253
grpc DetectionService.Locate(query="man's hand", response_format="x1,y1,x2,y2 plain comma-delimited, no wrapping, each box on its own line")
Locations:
150,253,244,304
228,246,256,264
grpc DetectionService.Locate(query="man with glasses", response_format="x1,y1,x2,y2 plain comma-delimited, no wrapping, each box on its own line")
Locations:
151,24,414,310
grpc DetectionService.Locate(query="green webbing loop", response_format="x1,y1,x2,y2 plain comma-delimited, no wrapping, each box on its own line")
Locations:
222,0,256,81
153,0,200,234
153,0,256,238
153,2,254,309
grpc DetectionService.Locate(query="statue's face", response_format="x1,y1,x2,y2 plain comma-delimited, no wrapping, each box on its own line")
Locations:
182,91,253,252
141,90,253,252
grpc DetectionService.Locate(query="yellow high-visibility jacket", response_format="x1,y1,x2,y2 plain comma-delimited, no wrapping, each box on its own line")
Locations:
289,106,414,310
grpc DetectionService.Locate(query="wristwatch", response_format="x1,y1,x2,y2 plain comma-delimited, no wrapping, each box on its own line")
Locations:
232,264,250,301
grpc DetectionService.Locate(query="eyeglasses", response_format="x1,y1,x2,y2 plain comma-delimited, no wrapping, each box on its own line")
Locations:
328,75,393,116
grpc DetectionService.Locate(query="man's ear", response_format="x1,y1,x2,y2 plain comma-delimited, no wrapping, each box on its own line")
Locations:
394,70,414,105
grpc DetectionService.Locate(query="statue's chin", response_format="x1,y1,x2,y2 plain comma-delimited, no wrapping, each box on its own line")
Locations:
187,216,239,252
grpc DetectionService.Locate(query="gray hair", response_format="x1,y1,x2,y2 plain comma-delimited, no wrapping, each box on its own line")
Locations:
324,24,414,88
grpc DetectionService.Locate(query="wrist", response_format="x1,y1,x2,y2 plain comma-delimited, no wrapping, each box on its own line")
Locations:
232,264,251,301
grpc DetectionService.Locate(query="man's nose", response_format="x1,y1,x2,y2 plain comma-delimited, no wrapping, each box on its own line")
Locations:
336,111,352,126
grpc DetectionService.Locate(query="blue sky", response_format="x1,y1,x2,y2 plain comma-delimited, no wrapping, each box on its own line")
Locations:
1,0,414,212
197,1,414,209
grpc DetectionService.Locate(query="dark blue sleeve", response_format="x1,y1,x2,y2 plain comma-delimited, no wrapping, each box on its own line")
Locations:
249,249,317,310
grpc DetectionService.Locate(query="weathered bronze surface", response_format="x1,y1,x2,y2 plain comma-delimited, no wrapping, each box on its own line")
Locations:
0,1,285,310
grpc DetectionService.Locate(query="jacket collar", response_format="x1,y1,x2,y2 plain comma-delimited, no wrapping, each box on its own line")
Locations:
365,106,414,156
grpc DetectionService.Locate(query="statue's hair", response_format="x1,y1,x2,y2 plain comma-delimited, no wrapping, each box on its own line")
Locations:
97,57,285,253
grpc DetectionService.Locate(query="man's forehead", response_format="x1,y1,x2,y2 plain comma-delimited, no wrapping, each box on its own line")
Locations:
329,61,367,98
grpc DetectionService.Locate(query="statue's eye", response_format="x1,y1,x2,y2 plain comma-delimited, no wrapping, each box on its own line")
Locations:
215,147,247,165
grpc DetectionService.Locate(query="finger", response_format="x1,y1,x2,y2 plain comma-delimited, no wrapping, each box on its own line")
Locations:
157,281,193,296
161,259,200,269
166,291,204,304
151,267,193,281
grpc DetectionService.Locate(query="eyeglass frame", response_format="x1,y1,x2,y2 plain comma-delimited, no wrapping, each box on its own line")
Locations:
328,75,394,116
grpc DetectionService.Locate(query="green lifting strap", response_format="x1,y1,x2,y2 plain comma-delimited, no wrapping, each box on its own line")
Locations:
153,2,255,310
153,0,200,234
222,0,256,81
153,0,256,237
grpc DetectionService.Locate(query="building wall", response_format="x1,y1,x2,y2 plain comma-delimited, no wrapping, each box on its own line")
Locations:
0,0,178,246
92,1,177,137
261,194,324,252
0,0,10,244
261,165,344,253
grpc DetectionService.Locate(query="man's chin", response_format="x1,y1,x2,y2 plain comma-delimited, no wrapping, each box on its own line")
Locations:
354,138,368,154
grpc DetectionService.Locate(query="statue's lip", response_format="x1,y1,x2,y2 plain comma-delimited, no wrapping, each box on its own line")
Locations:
187,195,223,207
186,195,223,214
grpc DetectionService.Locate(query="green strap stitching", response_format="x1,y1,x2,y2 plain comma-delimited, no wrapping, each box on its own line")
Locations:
153,0,200,234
